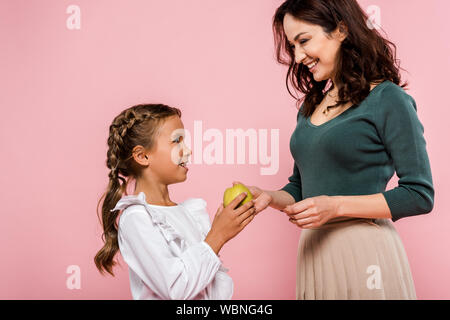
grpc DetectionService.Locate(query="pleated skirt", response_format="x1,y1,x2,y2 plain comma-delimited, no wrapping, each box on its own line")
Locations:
296,217,417,300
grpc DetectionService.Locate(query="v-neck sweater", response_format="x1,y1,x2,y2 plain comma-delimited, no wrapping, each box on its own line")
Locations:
280,80,434,222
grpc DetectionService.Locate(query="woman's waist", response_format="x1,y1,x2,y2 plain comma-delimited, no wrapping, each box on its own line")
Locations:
316,216,381,229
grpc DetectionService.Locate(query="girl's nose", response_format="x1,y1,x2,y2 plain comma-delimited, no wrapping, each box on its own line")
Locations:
181,143,192,157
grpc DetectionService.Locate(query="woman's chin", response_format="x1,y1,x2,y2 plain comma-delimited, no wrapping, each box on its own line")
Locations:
312,70,332,83
312,72,324,82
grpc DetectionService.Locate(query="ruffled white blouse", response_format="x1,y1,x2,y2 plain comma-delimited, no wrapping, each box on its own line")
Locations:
112,192,234,300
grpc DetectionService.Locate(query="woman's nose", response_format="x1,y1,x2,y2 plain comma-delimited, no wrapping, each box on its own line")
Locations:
295,47,306,65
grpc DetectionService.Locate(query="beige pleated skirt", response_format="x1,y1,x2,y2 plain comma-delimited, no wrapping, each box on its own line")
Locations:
296,217,417,300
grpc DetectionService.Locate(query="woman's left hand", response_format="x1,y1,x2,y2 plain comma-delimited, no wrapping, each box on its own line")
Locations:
282,195,339,229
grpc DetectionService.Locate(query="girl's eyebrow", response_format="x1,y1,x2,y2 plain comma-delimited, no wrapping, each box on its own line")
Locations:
171,130,185,140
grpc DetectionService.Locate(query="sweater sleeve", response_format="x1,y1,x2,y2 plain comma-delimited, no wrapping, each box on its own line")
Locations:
280,162,303,202
279,106,303,202
375,87,434,222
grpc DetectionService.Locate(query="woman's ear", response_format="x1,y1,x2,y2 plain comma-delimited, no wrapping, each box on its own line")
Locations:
334,21,348,42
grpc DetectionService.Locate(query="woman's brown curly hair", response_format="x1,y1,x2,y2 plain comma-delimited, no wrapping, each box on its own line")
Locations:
272,0,408,117
94,104,181,276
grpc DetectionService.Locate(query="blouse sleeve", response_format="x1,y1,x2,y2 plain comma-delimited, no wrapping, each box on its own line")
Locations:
182,198,234,299
118,209,222,300
375,87,434,222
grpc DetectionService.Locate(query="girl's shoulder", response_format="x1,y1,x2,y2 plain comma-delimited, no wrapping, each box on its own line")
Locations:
115,193,208,246
112,192,207,212
112,193,149,223
180,198,207,211
113,193,210,229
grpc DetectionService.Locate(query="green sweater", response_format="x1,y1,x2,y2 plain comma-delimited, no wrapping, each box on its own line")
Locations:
280,80,434,222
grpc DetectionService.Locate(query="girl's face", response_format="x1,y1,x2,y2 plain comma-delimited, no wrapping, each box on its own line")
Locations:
283,13,347,83
145,115,191,185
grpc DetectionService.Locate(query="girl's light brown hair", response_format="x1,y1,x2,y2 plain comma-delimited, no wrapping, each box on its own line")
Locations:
272,0,408,117
94,103,181,276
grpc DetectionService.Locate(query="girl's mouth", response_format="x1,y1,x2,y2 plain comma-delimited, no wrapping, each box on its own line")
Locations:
178,161,188,171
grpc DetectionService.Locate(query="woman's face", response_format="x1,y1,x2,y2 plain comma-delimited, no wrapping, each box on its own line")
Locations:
283,13,347,83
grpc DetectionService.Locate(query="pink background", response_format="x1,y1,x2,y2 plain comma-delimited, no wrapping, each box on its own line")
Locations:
1,0,449,299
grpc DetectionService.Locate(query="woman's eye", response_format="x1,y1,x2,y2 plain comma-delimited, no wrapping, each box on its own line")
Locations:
289,39,308,50
174,136,183,143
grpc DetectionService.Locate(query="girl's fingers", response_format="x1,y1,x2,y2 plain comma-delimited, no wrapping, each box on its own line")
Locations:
239,209,256,229
235,199,255,215
237,207,256,224
228,192,248,210
215,203,224,215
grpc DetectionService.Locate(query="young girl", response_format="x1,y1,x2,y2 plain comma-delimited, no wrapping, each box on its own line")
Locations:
94,103,256,300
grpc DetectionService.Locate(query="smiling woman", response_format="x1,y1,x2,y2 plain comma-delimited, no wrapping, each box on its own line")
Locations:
239,0,434,300
272,0,407,118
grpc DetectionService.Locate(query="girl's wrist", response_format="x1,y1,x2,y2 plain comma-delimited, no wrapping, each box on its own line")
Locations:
205,232,225,255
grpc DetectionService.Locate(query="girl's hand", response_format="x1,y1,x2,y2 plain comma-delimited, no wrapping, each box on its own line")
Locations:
282,195,339,229
205,193,256,254
232,181,272,214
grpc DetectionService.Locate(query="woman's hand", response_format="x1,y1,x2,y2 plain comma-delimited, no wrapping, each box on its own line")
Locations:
232,181,272,214
282,195,339,229
205,192,256,255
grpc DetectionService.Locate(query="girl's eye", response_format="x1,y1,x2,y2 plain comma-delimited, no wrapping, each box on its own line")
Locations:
174,136,183,143
300,39,308,44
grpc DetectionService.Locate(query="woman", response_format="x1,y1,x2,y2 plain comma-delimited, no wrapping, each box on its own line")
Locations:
240,0,434,299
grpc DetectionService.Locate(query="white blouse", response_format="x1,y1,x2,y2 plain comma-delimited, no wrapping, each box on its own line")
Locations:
112,192,234,300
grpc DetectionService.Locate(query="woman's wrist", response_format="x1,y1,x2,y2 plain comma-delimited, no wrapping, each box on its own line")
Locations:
267,190,295,210
265,190,275,206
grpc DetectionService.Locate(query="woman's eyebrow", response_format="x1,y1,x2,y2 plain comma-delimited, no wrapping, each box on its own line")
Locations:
288,32,308,45
294,32,307,41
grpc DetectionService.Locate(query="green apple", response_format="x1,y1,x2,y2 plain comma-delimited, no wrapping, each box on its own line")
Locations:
223,183,253,208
